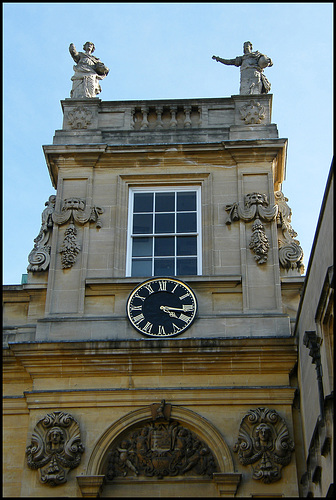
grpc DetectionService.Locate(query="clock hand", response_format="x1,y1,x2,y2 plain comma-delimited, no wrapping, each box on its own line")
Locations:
160,305,194,318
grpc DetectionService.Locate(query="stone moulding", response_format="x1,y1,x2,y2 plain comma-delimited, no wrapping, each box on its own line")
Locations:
233,407,294,483
225,191,304,272
26,411,84,486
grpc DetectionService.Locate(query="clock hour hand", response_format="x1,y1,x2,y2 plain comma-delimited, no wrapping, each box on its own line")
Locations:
160,305,193,318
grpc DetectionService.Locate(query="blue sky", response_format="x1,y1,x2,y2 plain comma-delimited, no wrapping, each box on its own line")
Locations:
3,2,333,284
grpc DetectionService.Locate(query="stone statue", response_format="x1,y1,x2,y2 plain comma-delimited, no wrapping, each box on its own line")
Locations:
212,41,273,95
69,42,109,98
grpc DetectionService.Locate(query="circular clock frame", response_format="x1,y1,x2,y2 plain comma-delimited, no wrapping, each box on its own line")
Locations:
126,277,198,338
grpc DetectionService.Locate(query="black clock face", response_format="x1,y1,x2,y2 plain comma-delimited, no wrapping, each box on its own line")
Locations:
126,278,197,338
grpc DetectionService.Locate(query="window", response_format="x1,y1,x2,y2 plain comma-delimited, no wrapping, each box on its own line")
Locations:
127,187,201,277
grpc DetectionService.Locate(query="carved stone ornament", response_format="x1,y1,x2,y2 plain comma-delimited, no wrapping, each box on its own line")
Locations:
249,218,270,264
233,407,294,483
52,197,103,269
104,400,217,480
26,411,84,486
27,195,56,272
225,193,277,264
274,191,304,273
239,100,266,124
67,106,93,129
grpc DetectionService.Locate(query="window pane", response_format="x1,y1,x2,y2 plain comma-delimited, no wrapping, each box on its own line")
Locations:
134,193,153,213
154,237,175,256
132,258,152,276
177,192,196,212
177,236,197,256
177,213,197,233
155,192,175,212
177,257,197,275
132,237,153,257
155,213,175,233
133,214,153,234
154,258,175,276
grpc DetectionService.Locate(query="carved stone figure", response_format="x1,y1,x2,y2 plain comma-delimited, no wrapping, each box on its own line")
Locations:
69,42,109,98
26,411,84,486
27,195,56,272
225,193,277,264
105,405,217,480
212,41,273,95
233,407,294,483
52,197,103,269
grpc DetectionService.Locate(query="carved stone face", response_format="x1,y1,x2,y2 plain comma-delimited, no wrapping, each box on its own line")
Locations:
255,423,272,444
63,198,85,211
243,41,253,54
83,42,95,54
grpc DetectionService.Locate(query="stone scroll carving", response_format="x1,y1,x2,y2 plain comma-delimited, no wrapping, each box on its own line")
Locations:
52,197,103,269
27,195,56,272
274,191,304,273
233,407,294,483
225,191,304,272
26,411,84,486
225,193,278,264
105,400,217,480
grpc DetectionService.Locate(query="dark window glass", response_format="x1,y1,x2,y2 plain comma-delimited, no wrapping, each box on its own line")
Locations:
154,237,175,256
155,192,175,212
133,214,153,234
177,213,197,233
177,236,197,256
134,193,153,213
132,237,153,257
132,258,152,276
154,258,175,276
177,257,197,275
177,192,196,212
155,213,175,233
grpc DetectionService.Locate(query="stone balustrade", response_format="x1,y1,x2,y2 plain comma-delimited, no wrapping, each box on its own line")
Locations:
53,95,278,145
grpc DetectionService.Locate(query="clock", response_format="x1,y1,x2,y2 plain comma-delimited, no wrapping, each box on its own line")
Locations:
126,277,197,338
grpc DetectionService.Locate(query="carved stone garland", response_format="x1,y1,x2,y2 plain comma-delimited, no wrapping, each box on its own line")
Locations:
233,407,294,483
52,197,103,269
26,411,84,486
225,192,277,264
225,191,304,271
104,400,217,480
27,196,104,271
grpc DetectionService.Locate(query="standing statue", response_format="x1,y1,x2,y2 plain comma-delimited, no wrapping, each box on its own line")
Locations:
69,42,109,98
212,41,273,95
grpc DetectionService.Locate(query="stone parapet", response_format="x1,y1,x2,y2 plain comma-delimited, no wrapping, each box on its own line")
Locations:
53,95,278,145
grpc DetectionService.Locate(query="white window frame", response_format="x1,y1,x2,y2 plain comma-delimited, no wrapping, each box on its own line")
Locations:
126,186,202,277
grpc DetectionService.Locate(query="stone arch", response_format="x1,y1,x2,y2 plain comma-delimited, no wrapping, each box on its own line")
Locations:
86,404,235,477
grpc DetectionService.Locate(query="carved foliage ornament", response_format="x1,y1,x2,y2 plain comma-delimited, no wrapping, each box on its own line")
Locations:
105,400,217,480
26,411,84,486
239,100,266,124
225,191,304,271
52,197,103,269
67,106,93,129
233,407,294,483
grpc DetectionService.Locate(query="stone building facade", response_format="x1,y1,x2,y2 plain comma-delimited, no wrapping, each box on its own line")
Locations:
3,90,333,497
